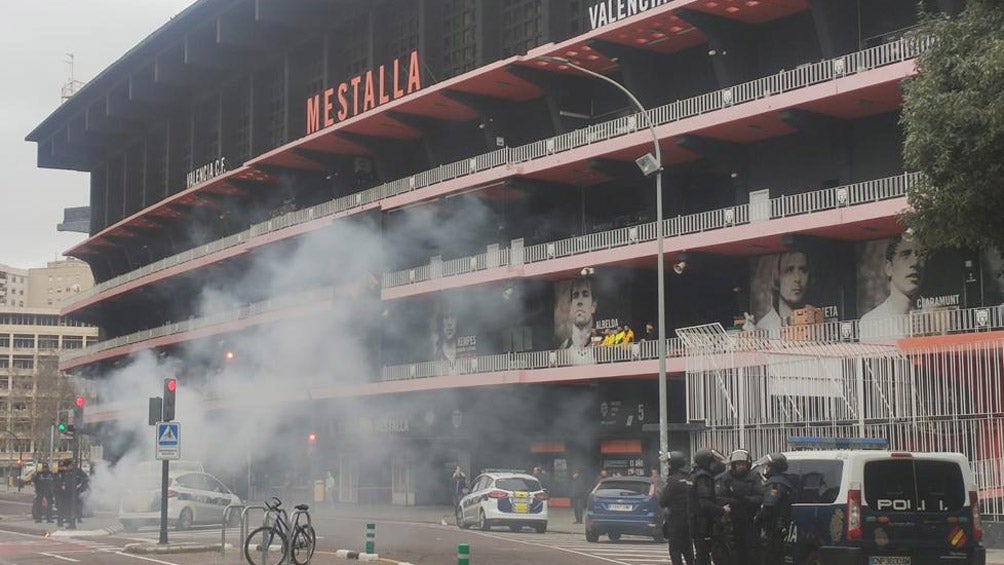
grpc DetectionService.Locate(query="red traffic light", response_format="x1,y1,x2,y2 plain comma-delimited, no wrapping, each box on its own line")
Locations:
308,433,317,443
75,396,86,408
166,378,177,393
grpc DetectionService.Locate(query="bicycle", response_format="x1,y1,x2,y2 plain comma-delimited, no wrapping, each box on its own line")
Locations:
244,496,316,565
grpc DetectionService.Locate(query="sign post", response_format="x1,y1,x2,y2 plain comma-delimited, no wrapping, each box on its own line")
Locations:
155,421,180,545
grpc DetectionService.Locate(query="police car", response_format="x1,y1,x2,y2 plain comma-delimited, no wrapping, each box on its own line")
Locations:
758,437,986,565
455,470,548,533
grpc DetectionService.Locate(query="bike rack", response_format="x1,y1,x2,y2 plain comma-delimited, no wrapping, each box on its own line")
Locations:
285,507,313,564
220,503,246,555
233,504,273,562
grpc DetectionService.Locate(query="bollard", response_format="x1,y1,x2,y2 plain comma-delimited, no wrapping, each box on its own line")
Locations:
458,543,470,565
365,522,376,554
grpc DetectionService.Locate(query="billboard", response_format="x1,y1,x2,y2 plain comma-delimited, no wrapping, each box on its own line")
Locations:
856,236,974,338
429,295,478,365
749,250,842,330
552,272,638,364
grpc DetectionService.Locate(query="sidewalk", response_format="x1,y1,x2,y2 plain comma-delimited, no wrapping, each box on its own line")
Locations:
0,490,122,537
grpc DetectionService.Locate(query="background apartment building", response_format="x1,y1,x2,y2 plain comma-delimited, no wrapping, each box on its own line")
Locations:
0,260,97,476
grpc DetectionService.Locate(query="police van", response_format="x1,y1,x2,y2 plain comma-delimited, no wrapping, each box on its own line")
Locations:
764,437,986,565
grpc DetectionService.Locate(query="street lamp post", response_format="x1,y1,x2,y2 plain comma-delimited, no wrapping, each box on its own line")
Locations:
536,56,669,476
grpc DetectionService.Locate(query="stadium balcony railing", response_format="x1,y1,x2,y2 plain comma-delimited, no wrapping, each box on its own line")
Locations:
384,172,919,288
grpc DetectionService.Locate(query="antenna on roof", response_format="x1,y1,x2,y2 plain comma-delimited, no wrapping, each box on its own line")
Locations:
61,54,85,103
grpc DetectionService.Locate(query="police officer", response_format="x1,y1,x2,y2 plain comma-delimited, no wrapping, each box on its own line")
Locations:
55,461,72,528
31,463,55,523
659,451,694,565
688,449,727,565
756,452,795,565
714,449,763,565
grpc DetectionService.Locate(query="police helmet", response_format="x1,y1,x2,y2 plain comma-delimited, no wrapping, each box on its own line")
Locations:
728,449,752,466
665,451,687,470
693,448,716,470
766,452,788,474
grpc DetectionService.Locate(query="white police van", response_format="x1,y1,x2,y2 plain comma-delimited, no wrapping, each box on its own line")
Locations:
766,437,985,565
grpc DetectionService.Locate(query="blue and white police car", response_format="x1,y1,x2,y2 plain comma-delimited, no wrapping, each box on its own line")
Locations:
456,470,548,533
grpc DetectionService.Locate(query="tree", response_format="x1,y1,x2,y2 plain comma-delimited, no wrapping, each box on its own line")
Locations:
901,1,1004,250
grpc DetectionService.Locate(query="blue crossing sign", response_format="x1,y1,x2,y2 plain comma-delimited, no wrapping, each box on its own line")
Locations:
155,421,181,460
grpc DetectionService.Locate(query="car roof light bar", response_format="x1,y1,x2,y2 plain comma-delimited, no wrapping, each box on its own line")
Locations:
787,436,889,451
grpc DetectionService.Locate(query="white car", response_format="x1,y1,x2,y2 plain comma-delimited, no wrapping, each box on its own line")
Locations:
119,470,241,531
456,471,548,533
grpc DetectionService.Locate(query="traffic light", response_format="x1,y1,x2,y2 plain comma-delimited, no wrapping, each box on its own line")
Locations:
308,433,317,444
73,396,85,427
163,378,177,421
57,410,69,433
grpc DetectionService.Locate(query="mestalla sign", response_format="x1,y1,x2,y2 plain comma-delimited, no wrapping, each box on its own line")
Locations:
588,0,672,30
306,50,422,135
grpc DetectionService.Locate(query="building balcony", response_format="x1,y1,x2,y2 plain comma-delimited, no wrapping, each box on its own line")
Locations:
383,172,916,297
62,36,929,319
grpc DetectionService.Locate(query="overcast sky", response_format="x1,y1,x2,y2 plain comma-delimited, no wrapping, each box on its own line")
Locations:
0,1,196,269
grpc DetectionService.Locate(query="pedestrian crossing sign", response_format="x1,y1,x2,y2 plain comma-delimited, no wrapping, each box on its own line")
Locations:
155,421,180,460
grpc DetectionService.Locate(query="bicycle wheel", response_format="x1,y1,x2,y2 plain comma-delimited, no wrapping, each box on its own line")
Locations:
244,526,288,565
291,524,316,565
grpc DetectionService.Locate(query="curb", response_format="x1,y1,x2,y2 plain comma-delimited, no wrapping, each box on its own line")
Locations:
333,548,411,564
123,542,225,555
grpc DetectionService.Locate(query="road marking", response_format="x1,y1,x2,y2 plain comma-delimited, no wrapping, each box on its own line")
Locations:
112,551,182,565
465,530,635,564
38,553,80,562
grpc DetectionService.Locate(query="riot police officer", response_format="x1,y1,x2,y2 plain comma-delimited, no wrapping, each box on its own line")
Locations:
31,463,55,523
756,452,795,565
688,449,727,565
659,451,694,565
714,449,763,565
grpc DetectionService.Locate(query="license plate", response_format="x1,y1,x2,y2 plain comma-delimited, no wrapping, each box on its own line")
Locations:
608,503,633,512
869,557,910,565
513,502,529,513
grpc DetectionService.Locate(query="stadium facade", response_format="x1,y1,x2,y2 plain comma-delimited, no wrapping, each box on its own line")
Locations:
30,0,1004,512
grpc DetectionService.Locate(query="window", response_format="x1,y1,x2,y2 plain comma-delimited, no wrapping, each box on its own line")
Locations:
62,336,83,350
595,480,649,496
790,460,843,504
0,360,8,370
496,477,542,492
442,0,478,78
12,357,33,370
567,0,592,36
13,335,34,349
864,459,965,512
0,335,9,348
38,335,58,350
500,0,544,57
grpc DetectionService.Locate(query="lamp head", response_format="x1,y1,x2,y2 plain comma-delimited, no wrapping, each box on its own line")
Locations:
635,153,661,177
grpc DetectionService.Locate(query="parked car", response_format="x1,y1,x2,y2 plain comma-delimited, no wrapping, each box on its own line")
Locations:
456,471,548,533
585,476,663,542
756,448,986,564
119,469,240,531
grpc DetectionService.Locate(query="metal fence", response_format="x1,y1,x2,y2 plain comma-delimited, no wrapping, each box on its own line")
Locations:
73,36,930,306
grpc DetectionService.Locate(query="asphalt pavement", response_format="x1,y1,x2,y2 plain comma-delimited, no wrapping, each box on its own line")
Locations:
0,490,1003,564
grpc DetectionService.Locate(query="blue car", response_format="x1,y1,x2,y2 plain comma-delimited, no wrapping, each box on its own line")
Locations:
585,476,664,542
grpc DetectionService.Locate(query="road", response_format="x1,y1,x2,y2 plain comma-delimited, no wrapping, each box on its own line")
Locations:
0,494,1000,564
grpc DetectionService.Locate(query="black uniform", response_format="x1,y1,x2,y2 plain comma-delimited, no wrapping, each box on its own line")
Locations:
756,473,795,565
660,468,694,565
32,468,55,523
688,467,723,565
714,468,763,565
56,466,88,528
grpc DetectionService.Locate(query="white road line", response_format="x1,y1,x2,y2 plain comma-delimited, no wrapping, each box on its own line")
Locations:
112,551,183,565
466,530,635,564
38,553,80,562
